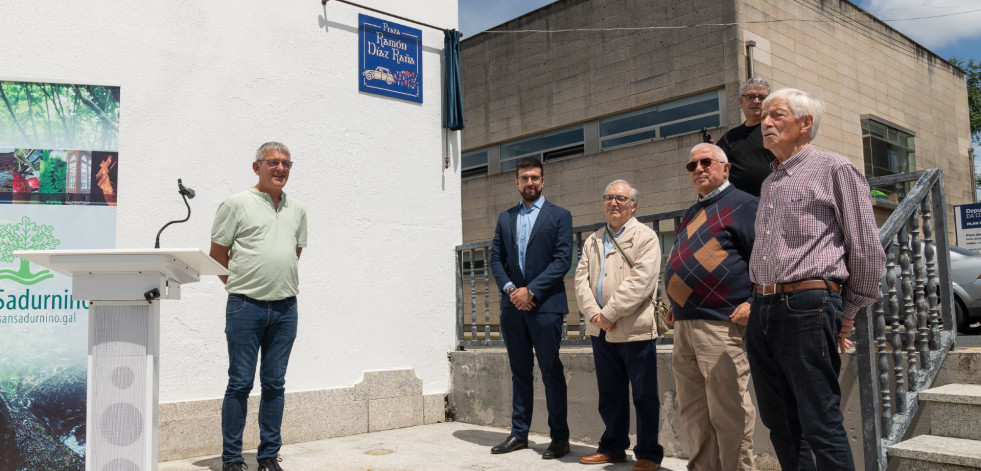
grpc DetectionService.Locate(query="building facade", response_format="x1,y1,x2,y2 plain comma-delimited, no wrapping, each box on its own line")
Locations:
460,0,973,247
0,0,460,464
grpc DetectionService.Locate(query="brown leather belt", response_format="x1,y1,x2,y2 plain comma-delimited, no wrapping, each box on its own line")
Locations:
754,280,841,296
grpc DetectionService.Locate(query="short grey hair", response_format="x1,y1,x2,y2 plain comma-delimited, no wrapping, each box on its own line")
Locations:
762,88,823,141
255,141,291,162
739,76,770,96
604,179,638,204
690,143,728,163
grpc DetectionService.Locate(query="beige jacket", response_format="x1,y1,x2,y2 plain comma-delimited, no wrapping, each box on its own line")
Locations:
574,217,661,342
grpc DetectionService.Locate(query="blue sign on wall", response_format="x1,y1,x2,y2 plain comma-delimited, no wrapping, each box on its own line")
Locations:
959,203,981,229
359,14,422,103
954,203,981,252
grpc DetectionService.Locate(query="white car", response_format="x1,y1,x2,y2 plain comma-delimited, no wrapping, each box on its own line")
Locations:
363,66,395,85
950,246,981,334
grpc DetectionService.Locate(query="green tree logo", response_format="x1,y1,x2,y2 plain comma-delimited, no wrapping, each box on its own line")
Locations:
0,216,61,285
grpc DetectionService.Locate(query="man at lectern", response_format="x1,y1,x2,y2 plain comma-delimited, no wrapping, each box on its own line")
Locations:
210,141,307,471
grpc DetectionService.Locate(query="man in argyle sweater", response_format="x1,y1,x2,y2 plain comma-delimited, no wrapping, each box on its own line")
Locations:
665,143,757,471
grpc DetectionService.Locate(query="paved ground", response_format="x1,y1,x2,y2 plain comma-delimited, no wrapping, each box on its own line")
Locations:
159,422,689,470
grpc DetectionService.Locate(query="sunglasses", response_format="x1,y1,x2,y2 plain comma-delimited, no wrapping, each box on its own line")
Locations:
685,158,722,172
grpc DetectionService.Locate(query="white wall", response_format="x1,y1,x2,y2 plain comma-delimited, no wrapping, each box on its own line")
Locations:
0,0,461,401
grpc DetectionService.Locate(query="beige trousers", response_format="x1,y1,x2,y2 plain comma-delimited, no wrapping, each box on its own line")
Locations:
673,319,755,471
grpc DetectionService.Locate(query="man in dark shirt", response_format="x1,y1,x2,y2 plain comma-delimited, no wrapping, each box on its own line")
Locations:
716,77,775,197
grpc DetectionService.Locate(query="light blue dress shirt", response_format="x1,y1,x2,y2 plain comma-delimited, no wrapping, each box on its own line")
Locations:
504,195,545,293
697,179,730,202
597,223,626,308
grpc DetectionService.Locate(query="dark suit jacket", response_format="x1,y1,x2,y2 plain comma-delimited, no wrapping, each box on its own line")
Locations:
489,198,573,314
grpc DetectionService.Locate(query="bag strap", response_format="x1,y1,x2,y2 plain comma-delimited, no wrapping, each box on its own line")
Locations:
605,224,660,302
605,225,634,268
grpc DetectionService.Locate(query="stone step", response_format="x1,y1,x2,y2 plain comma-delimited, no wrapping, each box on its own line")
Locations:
888,435,981,470
919,384,981,440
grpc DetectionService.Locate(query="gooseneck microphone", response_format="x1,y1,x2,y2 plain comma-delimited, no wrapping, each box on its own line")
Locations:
178,179,196,199
154,179,196,249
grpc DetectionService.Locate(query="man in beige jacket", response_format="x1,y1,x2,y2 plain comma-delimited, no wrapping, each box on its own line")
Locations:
574,179,663,471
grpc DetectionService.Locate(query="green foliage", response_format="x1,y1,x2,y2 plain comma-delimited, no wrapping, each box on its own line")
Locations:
949,58,981,145
0,216,61,263
950,58,981,190
0,81,119,150
38,151,65,195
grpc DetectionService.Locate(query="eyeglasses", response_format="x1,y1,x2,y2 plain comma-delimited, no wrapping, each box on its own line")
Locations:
261,159,293,169
685,158,722,172
603,194,633,204
740,93,767,102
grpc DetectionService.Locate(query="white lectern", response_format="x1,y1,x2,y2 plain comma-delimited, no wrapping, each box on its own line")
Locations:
14,249,227,471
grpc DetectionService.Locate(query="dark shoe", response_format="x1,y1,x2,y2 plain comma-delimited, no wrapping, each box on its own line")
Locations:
222,462,248,471
579,452,627,464
490,436,528,454
632,458,661,471
542,439,570,459
257,457,284,471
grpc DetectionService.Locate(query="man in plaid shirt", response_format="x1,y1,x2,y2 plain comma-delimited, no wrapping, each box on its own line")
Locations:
747,88,886,471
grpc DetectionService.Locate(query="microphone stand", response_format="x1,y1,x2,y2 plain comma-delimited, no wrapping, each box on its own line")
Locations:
154,179,194,249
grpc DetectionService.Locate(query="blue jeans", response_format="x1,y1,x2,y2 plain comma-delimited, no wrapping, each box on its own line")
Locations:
591,331,663,463
746,289,854,471
221,294,298,464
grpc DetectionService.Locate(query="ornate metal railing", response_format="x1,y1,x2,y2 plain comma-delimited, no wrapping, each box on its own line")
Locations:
856,168,956,471
455,209,686,349
455,169,958,468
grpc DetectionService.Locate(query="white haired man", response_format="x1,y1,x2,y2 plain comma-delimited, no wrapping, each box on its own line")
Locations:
747,89,885,470
575,179,663,471
666,143,757,471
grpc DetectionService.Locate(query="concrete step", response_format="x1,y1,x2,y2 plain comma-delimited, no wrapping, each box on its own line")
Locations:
919,383,981,440
888,435,981,470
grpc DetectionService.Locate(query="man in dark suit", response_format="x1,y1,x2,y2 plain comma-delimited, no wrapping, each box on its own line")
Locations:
489,156,573,460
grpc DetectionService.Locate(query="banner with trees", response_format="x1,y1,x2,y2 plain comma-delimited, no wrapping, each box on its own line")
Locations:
0,79,120,470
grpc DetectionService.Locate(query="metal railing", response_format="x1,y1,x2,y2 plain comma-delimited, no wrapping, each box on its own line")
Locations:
455,169,958,469
455,209,686,349
856,169,956,470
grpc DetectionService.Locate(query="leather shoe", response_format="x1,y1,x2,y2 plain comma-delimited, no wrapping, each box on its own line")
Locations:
579,452,627,464
490,436,528,454
632,458,661,471
542,439,569,459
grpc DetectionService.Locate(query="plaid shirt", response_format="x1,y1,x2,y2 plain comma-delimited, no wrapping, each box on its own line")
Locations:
749,144,886,319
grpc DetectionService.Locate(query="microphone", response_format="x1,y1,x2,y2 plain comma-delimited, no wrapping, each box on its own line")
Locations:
178,179,196,199
154,178,196,249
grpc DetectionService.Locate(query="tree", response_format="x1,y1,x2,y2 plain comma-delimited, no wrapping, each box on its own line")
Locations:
951,58,981,190
0,216,61,285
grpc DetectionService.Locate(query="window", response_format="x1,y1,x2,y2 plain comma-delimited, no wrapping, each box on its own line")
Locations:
462,150,488,179
862,116,915,189
80,154,90,190
599,90,722,150
460,88,724,178
67,152,77,190
499,125,584,172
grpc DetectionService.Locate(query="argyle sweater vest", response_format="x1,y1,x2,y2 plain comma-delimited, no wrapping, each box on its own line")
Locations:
665,185,758,322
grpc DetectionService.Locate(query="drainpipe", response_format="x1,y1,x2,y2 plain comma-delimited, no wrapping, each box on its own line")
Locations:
746,40,756,79
967,147,978,203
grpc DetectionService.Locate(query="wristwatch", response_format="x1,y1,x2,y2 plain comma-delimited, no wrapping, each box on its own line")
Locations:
506,285,516,294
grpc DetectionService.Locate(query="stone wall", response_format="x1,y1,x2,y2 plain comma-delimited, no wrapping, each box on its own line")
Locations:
448,347,981,471
158,370,445,461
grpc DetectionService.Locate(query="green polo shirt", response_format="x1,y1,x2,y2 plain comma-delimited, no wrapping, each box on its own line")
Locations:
211,188,307,301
